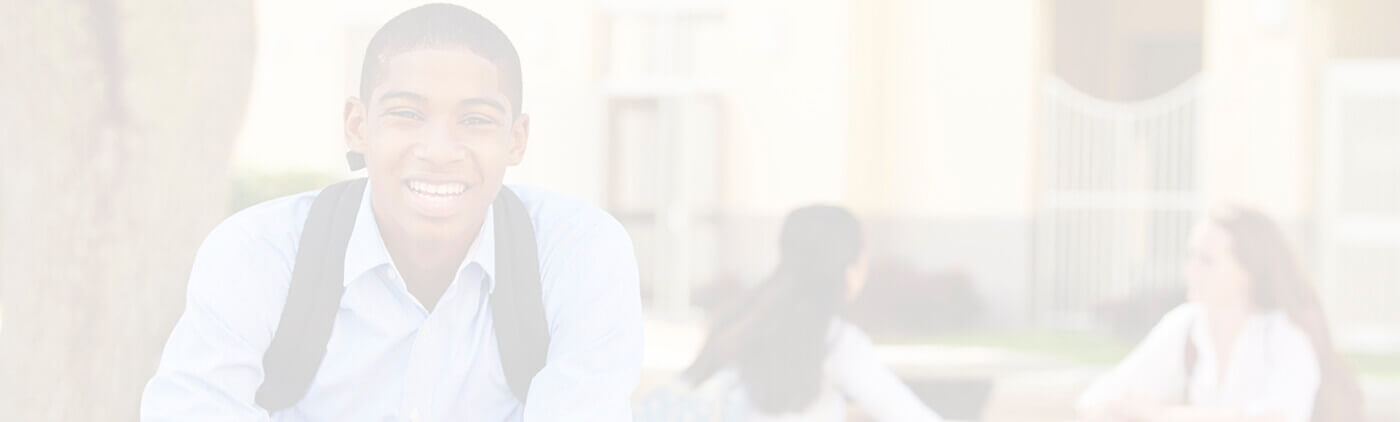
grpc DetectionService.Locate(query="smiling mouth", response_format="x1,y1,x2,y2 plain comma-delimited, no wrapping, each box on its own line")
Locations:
405,179,468,199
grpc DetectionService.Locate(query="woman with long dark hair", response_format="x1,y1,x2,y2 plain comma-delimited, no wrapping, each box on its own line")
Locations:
683,206,941,421
1078,207,1365,422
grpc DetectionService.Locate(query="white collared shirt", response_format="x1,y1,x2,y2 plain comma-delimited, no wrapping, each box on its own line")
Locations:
141,183,643,421
1077,303,1321,422
707,319,942,422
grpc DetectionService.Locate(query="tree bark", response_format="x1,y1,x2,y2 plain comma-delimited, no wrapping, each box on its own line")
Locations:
0,1,254,420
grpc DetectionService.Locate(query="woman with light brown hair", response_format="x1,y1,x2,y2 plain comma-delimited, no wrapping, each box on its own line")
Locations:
1078,207,1365,422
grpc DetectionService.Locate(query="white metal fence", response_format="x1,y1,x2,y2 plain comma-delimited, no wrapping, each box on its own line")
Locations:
1320,61,1400,351
1032,76,1203,326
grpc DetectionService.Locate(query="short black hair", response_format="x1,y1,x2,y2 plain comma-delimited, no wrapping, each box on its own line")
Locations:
359,3,523,116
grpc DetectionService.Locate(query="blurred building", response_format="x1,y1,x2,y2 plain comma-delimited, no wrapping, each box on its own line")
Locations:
234,0,1400,350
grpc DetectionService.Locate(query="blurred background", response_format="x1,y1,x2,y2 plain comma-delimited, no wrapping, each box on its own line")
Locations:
2,0,1399,420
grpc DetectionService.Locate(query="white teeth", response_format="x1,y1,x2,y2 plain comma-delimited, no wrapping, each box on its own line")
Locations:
408,180,466,196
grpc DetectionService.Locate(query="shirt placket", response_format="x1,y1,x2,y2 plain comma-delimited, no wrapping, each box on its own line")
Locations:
396,264,487,422
392,264,447,422
450,268,492,416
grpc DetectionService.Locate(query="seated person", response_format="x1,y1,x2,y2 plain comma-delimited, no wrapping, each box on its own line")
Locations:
141,4,642,420
682,206,942,421
1077,207,1363,422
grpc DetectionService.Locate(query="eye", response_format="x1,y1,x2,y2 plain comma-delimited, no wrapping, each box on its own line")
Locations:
460,116,496,126
387,109,423,120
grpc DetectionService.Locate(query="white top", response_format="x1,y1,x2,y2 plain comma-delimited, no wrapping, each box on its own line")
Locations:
708,319,942,422
1077,303,1321,422
141,183,643,421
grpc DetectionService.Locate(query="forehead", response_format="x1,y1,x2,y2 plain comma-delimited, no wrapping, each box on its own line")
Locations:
370,48,508,104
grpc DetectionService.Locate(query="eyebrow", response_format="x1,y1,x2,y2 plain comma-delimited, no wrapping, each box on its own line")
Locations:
458,98,507,114
376,90,427,104
375,91,508,114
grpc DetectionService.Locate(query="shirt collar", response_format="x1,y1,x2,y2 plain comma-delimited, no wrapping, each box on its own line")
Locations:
344,181,392,286
342,181,498,293
464,204,498,294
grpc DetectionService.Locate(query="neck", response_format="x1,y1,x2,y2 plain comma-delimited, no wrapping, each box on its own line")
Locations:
1204,302,1256,331
378,216,482,312
387,232,474,273
376,212,484,281
1203,302,1256,367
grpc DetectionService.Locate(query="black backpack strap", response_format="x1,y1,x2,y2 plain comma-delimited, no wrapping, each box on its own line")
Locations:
255,178,367,413
491,186,550,403
255,180,548,411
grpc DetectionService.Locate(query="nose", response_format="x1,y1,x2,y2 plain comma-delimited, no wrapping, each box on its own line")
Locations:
413,123,466,166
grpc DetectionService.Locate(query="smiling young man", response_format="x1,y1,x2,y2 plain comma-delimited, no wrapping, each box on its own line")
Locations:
141,4,642,421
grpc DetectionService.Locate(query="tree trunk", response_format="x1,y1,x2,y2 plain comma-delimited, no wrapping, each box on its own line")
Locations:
0,1,254,420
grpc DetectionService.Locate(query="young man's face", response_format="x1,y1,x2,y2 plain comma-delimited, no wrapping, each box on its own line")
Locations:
345,48,528,241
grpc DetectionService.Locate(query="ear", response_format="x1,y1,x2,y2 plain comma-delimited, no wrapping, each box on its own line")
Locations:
344,97,368,153
505,113,530,166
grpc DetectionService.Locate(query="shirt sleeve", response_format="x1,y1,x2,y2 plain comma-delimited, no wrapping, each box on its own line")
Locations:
1076,303,1196,413
1241,318,1320,422
828,322,943,422
520,214,644,421
140,217,292,422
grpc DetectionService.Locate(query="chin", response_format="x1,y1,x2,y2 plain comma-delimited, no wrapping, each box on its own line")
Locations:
405,213,473,237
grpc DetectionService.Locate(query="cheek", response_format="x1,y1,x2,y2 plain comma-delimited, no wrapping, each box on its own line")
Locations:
361,143,411,196
1220,266,1254,296
1183,260,1206,289
1185,264,1225,299
1185,271,1211,302
468,140,514,173
363,131,411,164
364,152,405,185
1193,267,1253,304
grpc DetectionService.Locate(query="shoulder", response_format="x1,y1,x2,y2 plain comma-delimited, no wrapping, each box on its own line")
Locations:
210,189,319,250
505,185,638,305
1153,302,1202,334
179,189,323,344
189,189,319,291
826,318,877,363
505,184,633,258
830,318,873,347
1161,302,1202,324
1122,302,1200,353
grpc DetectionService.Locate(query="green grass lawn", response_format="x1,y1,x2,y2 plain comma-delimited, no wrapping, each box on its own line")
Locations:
919,330,1132,365
1350,352,1400,379
230,170,338,214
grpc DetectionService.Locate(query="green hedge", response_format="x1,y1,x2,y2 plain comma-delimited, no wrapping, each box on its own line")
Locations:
229,170,338,214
